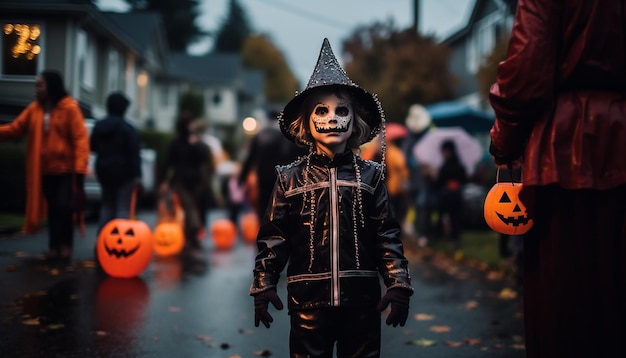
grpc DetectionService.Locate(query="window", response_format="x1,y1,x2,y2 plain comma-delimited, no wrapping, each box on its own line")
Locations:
1,22,42,76
467,14,500,73
77,29,95,88
107,48,121,92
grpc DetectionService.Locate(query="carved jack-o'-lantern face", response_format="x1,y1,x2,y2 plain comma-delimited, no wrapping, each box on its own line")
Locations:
483,182,533,235
153,222,185,257
97,219,153,278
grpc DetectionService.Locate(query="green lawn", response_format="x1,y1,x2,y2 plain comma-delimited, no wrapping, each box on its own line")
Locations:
0,212,23,228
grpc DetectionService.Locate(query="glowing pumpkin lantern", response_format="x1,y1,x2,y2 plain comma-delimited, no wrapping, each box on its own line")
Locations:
483,182,533,235
97,190,153,278
211,218,237,250
153,222,185,257
240,212,260,243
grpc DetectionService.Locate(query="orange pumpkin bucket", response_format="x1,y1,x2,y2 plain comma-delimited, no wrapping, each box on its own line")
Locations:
483,168,533,235
97,188,154,278
211,218,237,250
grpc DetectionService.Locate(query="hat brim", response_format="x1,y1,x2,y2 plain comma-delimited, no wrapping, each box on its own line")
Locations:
279,84,383,145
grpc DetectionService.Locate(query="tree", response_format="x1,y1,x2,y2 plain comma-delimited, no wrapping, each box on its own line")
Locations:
476,35,510,108
212,0,252,53
178,90,204,118
241,34,299,104
123,0,206,52
342,21,455,123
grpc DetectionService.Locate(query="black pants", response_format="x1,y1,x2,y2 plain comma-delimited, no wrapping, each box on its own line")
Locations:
289,306,381,358
42,174,74,251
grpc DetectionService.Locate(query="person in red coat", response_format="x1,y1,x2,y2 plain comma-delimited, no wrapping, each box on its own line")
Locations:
488,1,626,357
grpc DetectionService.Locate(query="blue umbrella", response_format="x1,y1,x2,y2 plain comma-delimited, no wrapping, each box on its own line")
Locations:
425,101,494,135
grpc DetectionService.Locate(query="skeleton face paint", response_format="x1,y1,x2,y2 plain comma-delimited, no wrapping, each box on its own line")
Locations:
310,99,353,133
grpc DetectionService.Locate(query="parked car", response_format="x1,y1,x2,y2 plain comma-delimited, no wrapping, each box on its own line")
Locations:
84,118,157,216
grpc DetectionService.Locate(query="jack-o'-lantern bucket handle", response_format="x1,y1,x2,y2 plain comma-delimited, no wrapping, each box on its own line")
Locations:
495,166,522,184
130,186,138,220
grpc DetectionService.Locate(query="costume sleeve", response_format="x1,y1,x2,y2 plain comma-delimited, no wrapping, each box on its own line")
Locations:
68,102,89,174
250,179,291,295
370,169,413,293
489,0,562,161
0,104,33,141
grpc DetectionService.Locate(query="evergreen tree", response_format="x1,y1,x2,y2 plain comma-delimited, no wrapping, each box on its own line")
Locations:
123,0,206,52
212,0,252,53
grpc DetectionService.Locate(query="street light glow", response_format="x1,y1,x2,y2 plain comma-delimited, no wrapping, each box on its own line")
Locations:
242,116,258,134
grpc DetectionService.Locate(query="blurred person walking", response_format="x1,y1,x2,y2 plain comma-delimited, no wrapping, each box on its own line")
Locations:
489,1,626,356
89,91,142,234
160,112,214,250
0,69,89,262
435,140,467,249
238,109,307,222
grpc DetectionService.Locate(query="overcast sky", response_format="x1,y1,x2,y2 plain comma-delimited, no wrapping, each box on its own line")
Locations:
97,0,473,85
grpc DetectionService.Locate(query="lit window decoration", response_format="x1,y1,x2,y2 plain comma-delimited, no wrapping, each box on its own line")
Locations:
3,24,41,60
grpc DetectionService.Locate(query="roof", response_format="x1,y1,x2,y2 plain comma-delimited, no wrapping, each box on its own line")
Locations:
442,0,518,45
166,53,243,86
103,11,165,56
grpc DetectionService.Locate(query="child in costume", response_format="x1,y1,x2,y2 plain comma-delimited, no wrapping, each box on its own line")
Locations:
250,38,413,357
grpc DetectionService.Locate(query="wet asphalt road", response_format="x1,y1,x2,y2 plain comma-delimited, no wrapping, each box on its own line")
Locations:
0,209,525,357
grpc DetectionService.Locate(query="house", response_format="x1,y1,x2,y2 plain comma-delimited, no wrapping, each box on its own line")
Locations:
0,0,138,122
0,0,266,144
441,0,517,110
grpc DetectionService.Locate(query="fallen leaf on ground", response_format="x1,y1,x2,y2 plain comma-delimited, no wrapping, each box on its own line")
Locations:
487,270,504,280
94,330,109,336
47,323,64,330
464,300,479,310
405,339,437,347
22,317,40,325
255,349,272,356
465,338,482,346
443,340,464,348
498,287,518,299
196,335,212,341
511,344,526,350
413,313,435,321
429,325,451,333
48,268,60,276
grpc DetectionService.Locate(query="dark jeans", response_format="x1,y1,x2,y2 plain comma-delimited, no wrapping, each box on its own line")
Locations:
42,174,73,252
98,179,135,234
289,306,381,358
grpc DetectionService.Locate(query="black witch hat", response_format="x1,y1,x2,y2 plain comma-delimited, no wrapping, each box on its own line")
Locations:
279,38,384,145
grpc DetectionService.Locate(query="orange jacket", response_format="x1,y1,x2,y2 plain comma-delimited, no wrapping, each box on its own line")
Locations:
0,96,89,233
385,143,409,196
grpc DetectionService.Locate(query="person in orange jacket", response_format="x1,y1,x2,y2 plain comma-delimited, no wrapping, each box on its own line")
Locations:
0,69,89,262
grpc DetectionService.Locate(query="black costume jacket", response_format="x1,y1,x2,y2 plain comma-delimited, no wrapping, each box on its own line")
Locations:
250,151,413,311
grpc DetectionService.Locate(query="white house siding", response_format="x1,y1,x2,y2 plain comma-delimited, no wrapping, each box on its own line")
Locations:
206,87,237,125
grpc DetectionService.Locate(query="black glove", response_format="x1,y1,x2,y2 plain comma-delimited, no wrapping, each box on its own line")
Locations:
253,289,283,328
377,288,411,327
